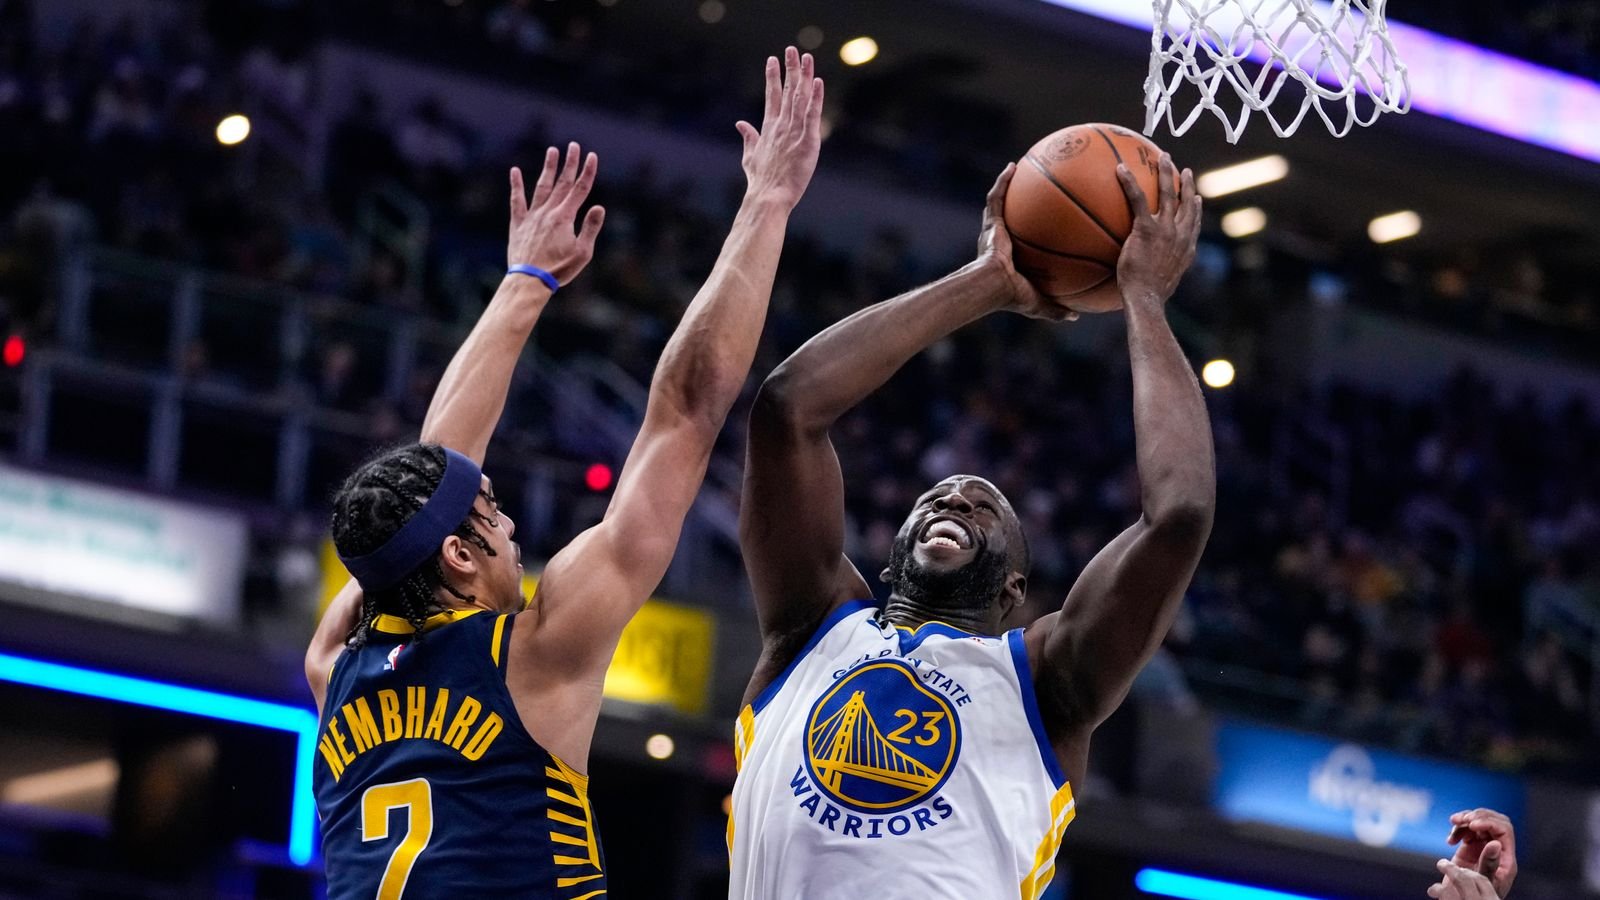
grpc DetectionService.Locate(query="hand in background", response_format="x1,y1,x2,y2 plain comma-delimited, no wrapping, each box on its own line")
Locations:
736,46,825,210
506,142,606,284
1429,861,1500,900
1439,808,1518,898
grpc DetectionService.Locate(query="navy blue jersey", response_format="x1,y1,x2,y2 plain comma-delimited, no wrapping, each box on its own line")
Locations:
314,609,607,899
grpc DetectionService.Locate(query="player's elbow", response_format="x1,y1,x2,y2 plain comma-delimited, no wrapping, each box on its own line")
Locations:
1143,496,1214,544
751,365,827,436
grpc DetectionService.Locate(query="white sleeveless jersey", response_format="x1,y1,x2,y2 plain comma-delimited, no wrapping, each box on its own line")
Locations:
728,601,1075,900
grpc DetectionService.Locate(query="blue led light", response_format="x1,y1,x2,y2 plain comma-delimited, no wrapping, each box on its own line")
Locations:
0,651,318,867
1136,868,1330,900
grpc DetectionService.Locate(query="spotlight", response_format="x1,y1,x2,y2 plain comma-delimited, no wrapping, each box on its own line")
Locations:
1196,155,1288,198
1220,207,1266,238
645,734,675,760
214,114,251,146
1201,359,1235,389
839,36,878,66
1368,210,1421,243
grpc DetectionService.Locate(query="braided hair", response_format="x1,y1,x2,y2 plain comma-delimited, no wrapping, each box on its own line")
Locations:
330,443,498,648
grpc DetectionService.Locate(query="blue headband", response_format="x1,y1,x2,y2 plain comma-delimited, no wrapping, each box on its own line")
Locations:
339,448,484,592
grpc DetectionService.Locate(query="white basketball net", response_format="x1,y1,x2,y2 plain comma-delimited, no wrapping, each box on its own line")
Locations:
1144,0,1411,142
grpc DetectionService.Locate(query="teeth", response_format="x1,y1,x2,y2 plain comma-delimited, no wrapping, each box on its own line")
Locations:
926,520,971,546
927,536,961,549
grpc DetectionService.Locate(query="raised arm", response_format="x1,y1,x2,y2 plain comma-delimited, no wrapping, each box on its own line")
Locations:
1026,154,1213,777
741,165,1071,702
305,146,604,707
420,145,605,461
527,49,824,676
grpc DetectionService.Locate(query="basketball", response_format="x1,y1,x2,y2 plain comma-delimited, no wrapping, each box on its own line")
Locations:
1003,123,1174,313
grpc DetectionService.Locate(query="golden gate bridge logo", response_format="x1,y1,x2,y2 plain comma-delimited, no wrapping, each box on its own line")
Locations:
804,660,960,812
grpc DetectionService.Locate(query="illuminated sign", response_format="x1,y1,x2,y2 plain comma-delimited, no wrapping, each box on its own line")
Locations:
1038,0,1600,163
1214,720,1524,855
1135,869,1329,900
0,651,317,866
0,464,247,624
601,599,715,716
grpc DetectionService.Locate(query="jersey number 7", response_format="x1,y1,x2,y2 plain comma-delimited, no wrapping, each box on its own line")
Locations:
361,778,434,899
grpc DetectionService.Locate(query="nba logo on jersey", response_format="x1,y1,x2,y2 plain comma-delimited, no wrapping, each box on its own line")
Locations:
383,644,405,671
794,657,962,838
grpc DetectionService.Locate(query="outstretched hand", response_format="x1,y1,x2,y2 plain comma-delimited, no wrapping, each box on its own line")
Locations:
977,163,1077,322
1437,808,1517,898
1115,152,1200,308
1428,862,1500,900
737,46,825,210
507,142,606,285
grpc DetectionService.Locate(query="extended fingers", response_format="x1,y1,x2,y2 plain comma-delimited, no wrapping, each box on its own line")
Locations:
761,55,781,130
546,141,581,205
1477,840,1502,877
792,51,815,126
569,151,599,207
532,146,559,207
1157,152,1179,217
1437,861,1496,899
985,163,1016,222
775,46,800,127
577,204,605,248
804,77,825,143
736,120,759,155
1116,164,1151,219
509,166,526,224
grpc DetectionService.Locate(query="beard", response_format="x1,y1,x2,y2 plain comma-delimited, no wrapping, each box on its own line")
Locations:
886,532,1011,613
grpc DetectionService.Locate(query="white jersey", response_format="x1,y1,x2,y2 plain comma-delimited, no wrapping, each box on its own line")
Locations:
728,601,1075,900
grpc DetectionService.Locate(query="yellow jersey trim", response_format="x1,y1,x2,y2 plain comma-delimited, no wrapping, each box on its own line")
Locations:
372,607,485,635
545,752,604,892
491,614,509,668
728,705,757,856
1020,781,1076,900
893,618,975,635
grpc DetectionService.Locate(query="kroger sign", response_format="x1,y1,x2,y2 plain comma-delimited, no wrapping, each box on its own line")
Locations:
1214,720,1525,855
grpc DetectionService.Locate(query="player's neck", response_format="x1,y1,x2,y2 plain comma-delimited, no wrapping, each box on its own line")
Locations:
881,593,997,635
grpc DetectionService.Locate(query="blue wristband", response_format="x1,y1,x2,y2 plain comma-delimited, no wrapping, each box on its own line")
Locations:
507,264,560,293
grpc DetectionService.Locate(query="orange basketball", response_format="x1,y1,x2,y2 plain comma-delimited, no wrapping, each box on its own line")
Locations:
1003,123,1174,313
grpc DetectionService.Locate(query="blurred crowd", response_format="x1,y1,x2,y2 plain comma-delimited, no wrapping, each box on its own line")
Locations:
1403,0,1600,80
0,0,1597,779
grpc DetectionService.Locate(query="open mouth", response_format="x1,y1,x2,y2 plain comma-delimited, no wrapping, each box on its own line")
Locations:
919,517,974,551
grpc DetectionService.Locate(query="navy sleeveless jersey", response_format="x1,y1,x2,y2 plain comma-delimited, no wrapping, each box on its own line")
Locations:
313,609,607,899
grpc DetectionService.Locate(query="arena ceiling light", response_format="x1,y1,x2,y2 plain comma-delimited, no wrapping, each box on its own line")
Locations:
1135,868,1329,900
1196,156,1289,198
215,114,251,146
1201,359,1236,388
696,0,725,24
1220,207,1266,238
839,36,879,66
1033,0,1600,164
0,651,318,866
1,758,118,806
645,733,676,759
1368,210,1422,243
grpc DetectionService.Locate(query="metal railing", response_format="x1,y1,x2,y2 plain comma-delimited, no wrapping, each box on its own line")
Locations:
28,245,746,602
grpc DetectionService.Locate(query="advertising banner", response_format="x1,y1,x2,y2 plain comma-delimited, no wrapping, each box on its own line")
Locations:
1215,719,1526,855
0,464,247,625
